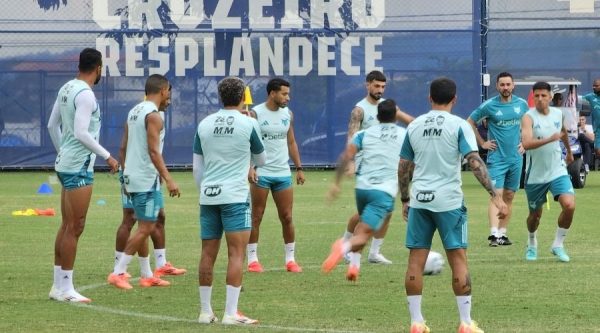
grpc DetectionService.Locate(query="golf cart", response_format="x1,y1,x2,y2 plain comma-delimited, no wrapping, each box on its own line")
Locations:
514,78,587,189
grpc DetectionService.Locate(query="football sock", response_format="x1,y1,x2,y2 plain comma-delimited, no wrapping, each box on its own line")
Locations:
60,269,74,292
528,232,537,247
247,243,258,262
114,254,132,275
350,252,361,268
341,240,351,255
369,238,384,256
456,295,472,324
499,227,507,237
225,285,241,316
407,295,424,323
490,227,498,237
154,248,166,268
284,242,296,263
199,286,213,314
138,256,153,278
114,251,123,268
342,231,353,241
552,227,568,248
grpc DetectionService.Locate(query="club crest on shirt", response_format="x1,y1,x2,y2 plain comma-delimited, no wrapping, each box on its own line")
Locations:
435,115,445,126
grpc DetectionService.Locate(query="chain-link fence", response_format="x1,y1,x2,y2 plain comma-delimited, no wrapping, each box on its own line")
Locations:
1,1,597,167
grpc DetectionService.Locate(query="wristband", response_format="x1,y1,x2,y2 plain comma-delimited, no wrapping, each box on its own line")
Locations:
401,197,410,203
296,167,303,171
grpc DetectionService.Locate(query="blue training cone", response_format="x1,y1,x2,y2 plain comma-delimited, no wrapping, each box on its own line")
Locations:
37,183,53,194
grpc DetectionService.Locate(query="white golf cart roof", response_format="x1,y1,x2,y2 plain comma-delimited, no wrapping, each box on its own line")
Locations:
513,76,581,86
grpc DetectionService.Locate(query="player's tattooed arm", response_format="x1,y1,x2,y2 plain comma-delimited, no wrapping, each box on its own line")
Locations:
465,152,496,197
347,107,363,142
398,159,414,200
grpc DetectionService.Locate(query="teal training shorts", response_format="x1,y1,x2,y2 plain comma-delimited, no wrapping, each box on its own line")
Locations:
256,175,292,192
200,202,251,240
129,190,164,222
57,171,94,190
406,205,468,250
120,186,134,209
355,189,394,231
487,159,522,192
525,175,574,212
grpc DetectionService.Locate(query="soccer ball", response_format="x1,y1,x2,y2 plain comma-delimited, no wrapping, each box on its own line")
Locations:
424,251,444,275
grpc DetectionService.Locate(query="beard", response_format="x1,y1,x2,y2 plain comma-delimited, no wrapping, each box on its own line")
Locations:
93,73,101,85
369,92,382,100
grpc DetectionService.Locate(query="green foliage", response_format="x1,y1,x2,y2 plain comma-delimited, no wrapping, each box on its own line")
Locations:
1,171,599,332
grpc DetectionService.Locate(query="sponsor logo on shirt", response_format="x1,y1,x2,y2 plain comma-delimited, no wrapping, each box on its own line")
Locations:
416,191,435,202
496,119,520,126
204,185,222,197
262,133,287,140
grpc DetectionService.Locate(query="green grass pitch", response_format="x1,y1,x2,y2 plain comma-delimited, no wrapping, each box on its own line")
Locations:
1,171,599,332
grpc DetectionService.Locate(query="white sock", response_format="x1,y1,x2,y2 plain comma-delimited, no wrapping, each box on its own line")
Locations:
552,227,569,248
528,232,537,247
490,227,499,237
342,230,353,241
341,240,351,254
225,285,241,316
247,243,258,263
369,238,384,256
284,242,296,263
53,265,61,289
456,296,472,324
114,251,124,268
114,254,133,275
199,286,213,314
138,256,153,278
60,269,74,292
154,249,167,268
349,252,361,268
407,295,424,323
499,227,507,237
